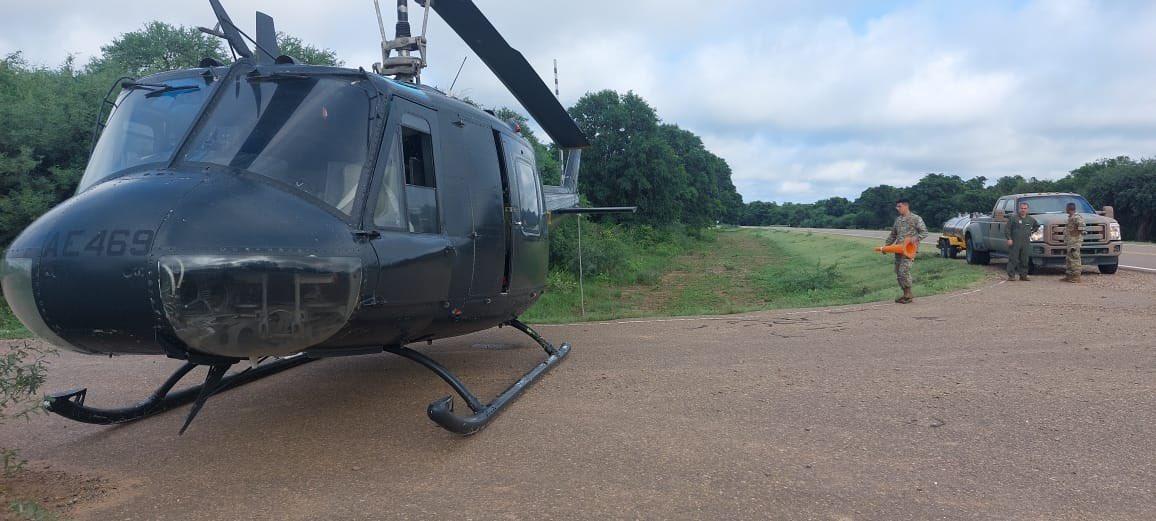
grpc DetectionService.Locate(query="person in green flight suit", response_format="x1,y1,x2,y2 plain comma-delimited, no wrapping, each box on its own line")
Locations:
885,198,928,304
1004,201,1038,281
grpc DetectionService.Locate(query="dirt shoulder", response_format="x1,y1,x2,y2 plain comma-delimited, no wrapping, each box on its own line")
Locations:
1,268,1153,520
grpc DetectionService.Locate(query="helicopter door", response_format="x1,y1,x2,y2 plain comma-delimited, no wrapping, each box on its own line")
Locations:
499,134,549,294
364,100,453,307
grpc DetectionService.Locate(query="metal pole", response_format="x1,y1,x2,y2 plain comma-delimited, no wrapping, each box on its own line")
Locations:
577,212,585,318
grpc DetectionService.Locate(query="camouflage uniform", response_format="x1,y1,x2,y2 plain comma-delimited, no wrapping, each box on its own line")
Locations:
1004,213,1039,278
885,213,928,290
1065,213,1085,278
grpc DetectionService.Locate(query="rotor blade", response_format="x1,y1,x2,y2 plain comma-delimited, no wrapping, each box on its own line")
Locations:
208,0,253,58
423,0,590,148
255,12,280,63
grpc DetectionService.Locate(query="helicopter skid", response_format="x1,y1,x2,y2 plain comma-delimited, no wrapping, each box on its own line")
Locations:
43,354,314,425
384,319,570,435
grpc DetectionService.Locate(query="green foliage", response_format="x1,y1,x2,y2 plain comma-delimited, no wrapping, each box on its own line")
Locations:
492,107,561,184
89,21,227,76
569,90,742,227
0,341,51,424
277,33,342,66
741,158,1156,241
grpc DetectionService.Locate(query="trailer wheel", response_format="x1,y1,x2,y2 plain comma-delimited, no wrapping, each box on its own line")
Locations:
965,236,989,265
1099,262,1119,274
948,246,960,259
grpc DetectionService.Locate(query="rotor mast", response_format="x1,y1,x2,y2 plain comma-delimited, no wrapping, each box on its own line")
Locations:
374,0,430,83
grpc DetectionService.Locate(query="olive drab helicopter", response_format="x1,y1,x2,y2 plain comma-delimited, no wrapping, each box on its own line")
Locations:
0,0,632,435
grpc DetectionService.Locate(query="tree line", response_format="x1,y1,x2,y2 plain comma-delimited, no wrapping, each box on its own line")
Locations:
0,21,743,247
740,158,1156,241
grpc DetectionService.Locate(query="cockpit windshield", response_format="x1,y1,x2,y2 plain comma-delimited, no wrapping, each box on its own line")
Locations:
179,74,374,217
79,76,211,192
1021,195,1095,214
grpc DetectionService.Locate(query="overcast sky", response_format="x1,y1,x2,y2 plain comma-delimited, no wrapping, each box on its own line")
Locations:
3,0,1156,203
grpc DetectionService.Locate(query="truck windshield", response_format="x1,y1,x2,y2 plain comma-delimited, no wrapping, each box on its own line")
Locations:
79,76,211,192
178,74,373,217
1021,196,1095,214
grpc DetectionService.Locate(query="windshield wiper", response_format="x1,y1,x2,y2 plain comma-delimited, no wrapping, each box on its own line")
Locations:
120,81,201,98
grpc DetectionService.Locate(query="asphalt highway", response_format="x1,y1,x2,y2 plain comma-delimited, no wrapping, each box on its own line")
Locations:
766,227,1156,273
2,269,1154,520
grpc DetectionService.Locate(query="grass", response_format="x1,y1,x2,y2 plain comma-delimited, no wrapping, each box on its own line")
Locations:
0,298,29,340
524,228,987,323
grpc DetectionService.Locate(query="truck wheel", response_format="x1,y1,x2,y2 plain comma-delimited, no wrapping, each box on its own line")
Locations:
1099,263,1119,274
965,237,989,265
940,245,950,259
1028,259,1039,275
948,246,959,259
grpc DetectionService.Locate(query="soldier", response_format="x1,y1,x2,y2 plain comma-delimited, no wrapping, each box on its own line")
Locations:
1062,202,1085,283
885,198,928,304
1004,201,1038,281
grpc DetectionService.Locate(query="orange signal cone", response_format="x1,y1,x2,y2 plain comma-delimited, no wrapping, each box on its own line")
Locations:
874,238,918,260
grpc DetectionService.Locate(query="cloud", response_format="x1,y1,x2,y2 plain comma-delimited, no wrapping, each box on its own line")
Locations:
3,0,1156,204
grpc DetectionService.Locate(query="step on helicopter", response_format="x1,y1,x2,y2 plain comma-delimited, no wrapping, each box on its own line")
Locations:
0,0,632,435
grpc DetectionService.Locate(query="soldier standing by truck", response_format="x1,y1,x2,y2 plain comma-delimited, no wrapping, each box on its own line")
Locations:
1063,202,1085,283
1004,201,1039,281
885,198,928,304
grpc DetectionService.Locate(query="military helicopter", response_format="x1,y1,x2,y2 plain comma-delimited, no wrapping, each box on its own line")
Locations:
0,0,631,435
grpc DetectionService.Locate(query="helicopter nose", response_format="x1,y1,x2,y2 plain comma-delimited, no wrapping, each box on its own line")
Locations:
2,172,205,354
3,170,369,358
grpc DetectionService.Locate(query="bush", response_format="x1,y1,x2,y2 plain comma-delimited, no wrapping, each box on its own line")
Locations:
1,341,52,476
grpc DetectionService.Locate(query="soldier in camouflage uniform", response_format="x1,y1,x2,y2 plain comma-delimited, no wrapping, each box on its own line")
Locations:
1004,201,1039,281
885,198,928,304
1062,202,1085,283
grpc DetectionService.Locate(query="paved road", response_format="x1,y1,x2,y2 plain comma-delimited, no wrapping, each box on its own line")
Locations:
766,227,1156,273
2,270,1154,520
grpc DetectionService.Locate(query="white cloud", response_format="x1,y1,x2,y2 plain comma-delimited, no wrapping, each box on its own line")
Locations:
3,0,1156,203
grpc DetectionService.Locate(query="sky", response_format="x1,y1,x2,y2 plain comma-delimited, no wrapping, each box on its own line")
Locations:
3,0,1156,204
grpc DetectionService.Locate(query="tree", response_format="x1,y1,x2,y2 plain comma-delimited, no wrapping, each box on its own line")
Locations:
89,22,226,76
492,107,561,184
277,33,342,66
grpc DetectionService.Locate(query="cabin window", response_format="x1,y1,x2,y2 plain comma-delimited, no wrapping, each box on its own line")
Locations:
371,134,405,229
401,118,439,234
514,159,542,236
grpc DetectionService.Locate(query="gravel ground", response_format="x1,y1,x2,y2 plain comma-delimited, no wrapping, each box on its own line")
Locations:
1,268,1153,520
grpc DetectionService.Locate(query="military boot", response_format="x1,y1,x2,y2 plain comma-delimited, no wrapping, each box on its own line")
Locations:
1020,274,1031,281
1071,274,1082,283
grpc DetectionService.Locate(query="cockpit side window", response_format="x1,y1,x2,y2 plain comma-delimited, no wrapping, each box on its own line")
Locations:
400,115,439,234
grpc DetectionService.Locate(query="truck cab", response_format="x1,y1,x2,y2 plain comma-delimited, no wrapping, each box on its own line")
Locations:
962,193,1123,274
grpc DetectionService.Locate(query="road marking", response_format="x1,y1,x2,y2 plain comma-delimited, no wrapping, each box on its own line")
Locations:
1121,265,1156,273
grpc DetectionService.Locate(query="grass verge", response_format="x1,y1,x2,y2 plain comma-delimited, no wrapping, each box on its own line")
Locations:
525,227,987,323
0,298,29,340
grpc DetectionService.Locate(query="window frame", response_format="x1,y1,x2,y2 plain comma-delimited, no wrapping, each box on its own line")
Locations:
363,99,443,235
513,157,544,238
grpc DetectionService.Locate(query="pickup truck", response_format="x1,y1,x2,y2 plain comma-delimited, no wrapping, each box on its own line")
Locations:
962,192,1123,274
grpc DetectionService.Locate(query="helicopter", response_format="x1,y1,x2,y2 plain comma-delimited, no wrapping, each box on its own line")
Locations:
0,0,632,435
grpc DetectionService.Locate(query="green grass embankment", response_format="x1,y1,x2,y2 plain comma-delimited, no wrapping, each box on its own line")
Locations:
524,228,987,323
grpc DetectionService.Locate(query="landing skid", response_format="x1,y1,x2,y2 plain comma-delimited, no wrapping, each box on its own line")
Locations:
42,319,569,436
385,319,570,435
43,355,314,427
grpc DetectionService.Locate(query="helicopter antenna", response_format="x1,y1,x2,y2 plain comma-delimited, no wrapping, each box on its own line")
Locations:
448,56,467,94
373,0,429,83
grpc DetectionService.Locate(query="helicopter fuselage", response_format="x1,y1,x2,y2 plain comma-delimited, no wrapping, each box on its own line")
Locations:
2,60,550,361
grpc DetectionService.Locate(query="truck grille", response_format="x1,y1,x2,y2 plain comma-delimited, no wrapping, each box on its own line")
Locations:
1048,223,1104,244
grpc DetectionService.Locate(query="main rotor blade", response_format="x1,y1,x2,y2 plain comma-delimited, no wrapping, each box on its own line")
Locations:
422,0,590,148
209,0,253,59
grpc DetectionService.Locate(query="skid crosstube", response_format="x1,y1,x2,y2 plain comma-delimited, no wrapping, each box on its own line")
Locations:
43,355,313,425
